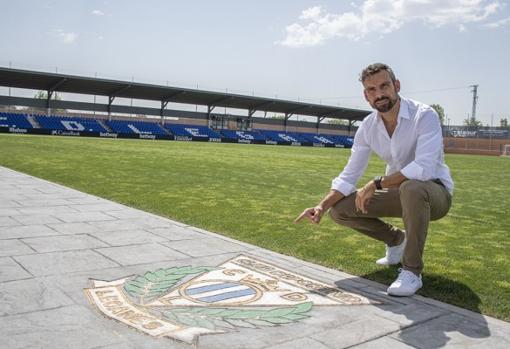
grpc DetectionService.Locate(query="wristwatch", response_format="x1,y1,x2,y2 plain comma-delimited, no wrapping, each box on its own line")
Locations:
374,176,383,190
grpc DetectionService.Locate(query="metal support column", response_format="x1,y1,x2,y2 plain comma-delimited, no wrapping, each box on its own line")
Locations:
207,105,215,127
46,78,67,116
160,100,169,125
348,120,354,136
108,96,115,121
316,116,326,134
284,113,293,133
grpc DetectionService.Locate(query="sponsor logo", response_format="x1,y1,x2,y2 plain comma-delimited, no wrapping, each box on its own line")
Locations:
291,142,301,146
139,134,156,140
9,127,28,134
209,138,222,143
266,140,277,145
175,136,192,141
51,130,80,136
85,255,379,344
100,132,118,138
238,139,251,144
312,143,325,147
335,144,345,148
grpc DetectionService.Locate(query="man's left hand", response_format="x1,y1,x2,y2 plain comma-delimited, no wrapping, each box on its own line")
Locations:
355,181,376,214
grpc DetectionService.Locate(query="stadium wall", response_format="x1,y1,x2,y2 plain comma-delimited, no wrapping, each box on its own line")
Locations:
444,137,509,156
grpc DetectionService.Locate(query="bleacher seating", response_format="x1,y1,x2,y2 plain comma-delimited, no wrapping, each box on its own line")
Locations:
323,134,354,147
106,120,167,135
165,124,221,139
255,130,301,143
0,112,356,148
220,129,266,142
0,112,33,129
35,115,108,133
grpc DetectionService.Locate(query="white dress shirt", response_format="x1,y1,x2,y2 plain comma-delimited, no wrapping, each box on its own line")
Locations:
331,97,454,196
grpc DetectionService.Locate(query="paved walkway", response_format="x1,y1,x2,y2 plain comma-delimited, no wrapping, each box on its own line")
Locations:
1,165,509,349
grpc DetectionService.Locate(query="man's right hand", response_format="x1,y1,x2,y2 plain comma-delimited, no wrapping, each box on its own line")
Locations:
294,206,324,224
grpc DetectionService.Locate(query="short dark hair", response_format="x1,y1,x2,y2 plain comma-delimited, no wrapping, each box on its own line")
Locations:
359,63,396,83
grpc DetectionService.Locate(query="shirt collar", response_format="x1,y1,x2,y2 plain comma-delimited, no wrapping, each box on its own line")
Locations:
398,97,410,120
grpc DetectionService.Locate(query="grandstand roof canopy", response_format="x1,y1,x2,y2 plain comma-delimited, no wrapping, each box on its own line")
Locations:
0,67,369,121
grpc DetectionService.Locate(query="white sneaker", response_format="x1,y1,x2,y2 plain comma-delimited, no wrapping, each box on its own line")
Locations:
387,269,423,296
376,236,406,265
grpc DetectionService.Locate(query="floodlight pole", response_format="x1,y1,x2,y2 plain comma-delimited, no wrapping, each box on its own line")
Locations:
470,84,478,122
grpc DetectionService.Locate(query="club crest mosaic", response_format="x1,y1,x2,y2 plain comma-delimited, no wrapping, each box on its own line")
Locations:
85,255,380,344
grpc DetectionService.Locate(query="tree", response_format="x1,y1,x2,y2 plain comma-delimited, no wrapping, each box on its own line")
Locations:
34,91,61,100
501,118,508,128
34,91,65,113
464,117,481,127
430,104,445,125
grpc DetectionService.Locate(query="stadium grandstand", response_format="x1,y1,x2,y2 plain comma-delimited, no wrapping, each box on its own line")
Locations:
0,67,369,147
1,67,508,154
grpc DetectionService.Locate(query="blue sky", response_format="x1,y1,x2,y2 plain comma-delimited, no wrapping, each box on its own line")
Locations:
1,0,509,125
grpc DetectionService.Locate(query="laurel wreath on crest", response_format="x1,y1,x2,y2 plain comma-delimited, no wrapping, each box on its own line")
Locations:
163,302,312,331
124,266,217,304
122,266,313,330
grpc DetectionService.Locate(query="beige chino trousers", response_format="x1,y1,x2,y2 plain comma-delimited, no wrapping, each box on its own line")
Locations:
329,179,452,275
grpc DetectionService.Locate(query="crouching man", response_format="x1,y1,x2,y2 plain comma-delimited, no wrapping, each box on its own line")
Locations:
295,63,453,296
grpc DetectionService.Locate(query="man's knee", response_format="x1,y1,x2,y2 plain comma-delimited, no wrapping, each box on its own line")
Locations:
399,180,428,202
329,200,354,224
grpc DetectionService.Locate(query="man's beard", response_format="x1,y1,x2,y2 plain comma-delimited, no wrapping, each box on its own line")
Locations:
372,96,398,113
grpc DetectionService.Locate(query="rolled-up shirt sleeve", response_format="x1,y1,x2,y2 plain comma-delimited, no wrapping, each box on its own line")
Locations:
331,122,371,196
400,108,443,181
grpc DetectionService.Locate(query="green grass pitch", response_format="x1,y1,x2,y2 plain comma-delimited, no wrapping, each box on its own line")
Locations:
1,134,509,321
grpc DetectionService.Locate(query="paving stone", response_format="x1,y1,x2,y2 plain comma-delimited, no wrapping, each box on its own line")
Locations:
0,200,21,208
22,234,108,253
148,225,207,240
0,278,74,316
0,216,20,227
53,211,117,223
14,250,119,276
11,214,63,225
103,209,152,219
15,198,75,207
16,205,80,215
200,306,357,349
89,229,167,246
0,225,60,239
46,222,101,234
267,337,333,349
88,219,148,231
0,257,32,282
0,208,20,216
162,237,249,257
310,315,402,349
95,243,188,266
392,313,509,349
69,203,127,212
366,301,448,327
350,336,415,348
67,196,113,204
0,239,34,257
0,305,123,349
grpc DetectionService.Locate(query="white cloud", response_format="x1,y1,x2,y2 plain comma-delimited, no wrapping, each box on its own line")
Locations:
57,31,78,44
484,16,510,28
92,9,105,16
279,0,503,48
